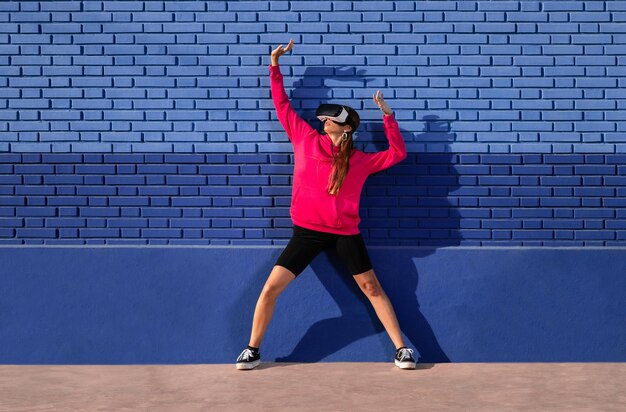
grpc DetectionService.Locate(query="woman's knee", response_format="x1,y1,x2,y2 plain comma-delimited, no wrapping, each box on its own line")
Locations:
354,269,383,297
363,281,383,297
261,265,296,299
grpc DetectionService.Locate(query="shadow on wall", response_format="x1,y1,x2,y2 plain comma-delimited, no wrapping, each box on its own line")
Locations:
272,66,459,363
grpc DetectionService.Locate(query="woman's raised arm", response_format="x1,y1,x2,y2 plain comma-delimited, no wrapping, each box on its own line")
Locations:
269,39,316,144
363,91,407,174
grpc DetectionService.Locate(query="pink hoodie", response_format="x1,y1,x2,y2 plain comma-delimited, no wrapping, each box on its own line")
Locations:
270,64,407,235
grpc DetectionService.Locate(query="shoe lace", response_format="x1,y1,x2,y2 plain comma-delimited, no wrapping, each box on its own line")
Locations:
240,349,255,361
397,347,414,361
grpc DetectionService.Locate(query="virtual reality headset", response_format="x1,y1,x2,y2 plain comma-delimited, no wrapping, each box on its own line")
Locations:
316,104,350,124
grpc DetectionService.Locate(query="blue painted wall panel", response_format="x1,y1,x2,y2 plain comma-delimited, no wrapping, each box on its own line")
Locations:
1,247,624,364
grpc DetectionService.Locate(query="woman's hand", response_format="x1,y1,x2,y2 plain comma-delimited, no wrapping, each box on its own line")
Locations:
373,90,393,115
271,39,294,66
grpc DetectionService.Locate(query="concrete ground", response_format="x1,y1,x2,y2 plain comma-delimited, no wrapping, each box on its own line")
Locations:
1,362,624,411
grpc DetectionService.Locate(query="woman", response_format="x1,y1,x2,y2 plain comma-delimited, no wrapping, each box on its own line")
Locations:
236,39,416,370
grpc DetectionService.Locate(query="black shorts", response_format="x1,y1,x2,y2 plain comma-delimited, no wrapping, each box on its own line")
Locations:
275,224,373,277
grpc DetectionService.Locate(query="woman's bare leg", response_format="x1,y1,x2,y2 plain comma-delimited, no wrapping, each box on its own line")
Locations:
353,269,406,350
248,265,297,348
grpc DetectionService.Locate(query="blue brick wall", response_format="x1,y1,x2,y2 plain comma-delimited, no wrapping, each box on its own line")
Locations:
1,152,625,246
0,1,625,244
2,0,626,153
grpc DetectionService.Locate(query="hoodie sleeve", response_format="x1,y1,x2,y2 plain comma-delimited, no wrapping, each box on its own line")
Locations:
363,113,408,175
269,64,316,144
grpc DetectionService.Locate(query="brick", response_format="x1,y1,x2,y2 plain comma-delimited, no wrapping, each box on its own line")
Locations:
540,176,582,186
540,197,582,207
17,228,57,237
574,231,616,240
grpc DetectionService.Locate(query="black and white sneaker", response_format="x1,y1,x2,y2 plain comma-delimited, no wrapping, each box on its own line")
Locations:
236,348,261,370
394,346,416,369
